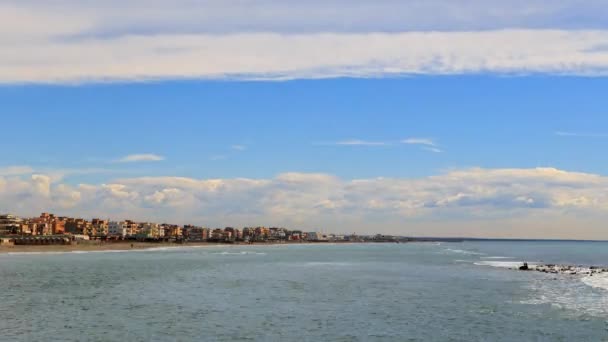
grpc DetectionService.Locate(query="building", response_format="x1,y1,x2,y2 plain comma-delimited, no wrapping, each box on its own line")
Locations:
224,227,242,241
163,224,183,239
29,217,53,236
254,227,270,240
108,221,128,238
306,232,326,241
269,227,287,240
0,214,23,235
91,219,109,237
0,237,14,246
138,223,163,239
125,220,140,236
209,228,226,241
184,226,209,241
242,227,255,239
52,219,66,234
290,230,303,241
65,218,89,235
328,234,345,241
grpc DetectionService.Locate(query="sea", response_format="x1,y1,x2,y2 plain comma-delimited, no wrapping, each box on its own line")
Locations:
1,241,608,341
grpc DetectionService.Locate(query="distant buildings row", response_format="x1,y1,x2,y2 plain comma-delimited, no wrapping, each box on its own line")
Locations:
0,213,361,243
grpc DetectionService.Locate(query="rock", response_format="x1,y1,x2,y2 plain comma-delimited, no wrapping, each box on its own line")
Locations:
519,262,529,271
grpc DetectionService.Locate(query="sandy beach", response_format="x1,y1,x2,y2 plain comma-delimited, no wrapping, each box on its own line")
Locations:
0,240,339,254
0,241,185,254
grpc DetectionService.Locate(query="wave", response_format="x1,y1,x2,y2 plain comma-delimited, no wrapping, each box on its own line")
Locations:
302,262,353,267
443,248,485,256
481,256,513,259
522,276,608,318
212,251,267,256
581,274,608,291
474,261,528,269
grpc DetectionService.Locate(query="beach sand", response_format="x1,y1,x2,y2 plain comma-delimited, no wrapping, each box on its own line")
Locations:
0,241,228,254
0,240,320,254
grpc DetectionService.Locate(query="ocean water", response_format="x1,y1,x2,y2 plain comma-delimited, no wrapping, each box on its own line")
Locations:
1,242,608,341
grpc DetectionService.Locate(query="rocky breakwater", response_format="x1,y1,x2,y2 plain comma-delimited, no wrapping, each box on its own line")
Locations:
519,263,608,276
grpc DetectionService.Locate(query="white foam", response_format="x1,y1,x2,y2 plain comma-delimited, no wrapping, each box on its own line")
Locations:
302,262,353,267
453,259,470,263
444,248,485,256
474,261,527,269
213,251,267,256
582,274,608,291
522,277,608,318
481,256,512,259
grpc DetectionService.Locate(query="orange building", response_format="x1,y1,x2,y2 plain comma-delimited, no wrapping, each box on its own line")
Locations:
52,220,66,234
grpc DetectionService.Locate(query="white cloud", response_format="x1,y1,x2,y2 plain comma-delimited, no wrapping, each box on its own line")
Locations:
403,138,443,153
3,1,607,36
423,147,443,153
555,131,608,138
2,167,608,239
332,140,388,146
3,1,608,82
231,145,247,151
2,30,608,83
116,154,165,163
402,138,437,146
0,166,34,176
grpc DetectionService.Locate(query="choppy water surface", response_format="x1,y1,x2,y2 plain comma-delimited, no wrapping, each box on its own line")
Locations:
1,242,608,341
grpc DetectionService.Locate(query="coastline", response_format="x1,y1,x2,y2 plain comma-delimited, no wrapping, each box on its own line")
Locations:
0,240,368,254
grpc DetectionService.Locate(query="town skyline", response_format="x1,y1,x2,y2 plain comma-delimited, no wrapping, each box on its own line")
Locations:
0,212,360,245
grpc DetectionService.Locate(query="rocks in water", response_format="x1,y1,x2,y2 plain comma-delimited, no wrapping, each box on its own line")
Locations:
515,262,608,276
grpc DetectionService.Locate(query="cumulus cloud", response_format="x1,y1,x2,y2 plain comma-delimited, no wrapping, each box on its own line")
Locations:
0,166,34,176
116,154,165,163
1,167,608,238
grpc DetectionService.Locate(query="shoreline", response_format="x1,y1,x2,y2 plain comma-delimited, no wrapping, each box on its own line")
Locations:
0,240,374,254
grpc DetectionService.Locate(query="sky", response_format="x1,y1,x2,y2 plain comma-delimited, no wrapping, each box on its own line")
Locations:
1,1,608,239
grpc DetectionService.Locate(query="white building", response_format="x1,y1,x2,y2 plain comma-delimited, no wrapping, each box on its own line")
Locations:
108,221,128,238
306,232,326,241
0,214,22,235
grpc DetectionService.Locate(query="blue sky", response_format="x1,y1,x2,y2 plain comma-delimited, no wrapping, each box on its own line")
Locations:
2,1,608,239
3,76,608,182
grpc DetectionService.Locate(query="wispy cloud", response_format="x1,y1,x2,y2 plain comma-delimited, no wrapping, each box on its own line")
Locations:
402,138,443,153
316,139,389,146
209,155,227,161
4,28,608,83
3,1,608,83
316,138,443,151
231,145,247,151
337,139,388,146
402,138,437,147
555,131,608,138
423,147,443,153
116,154,165,163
